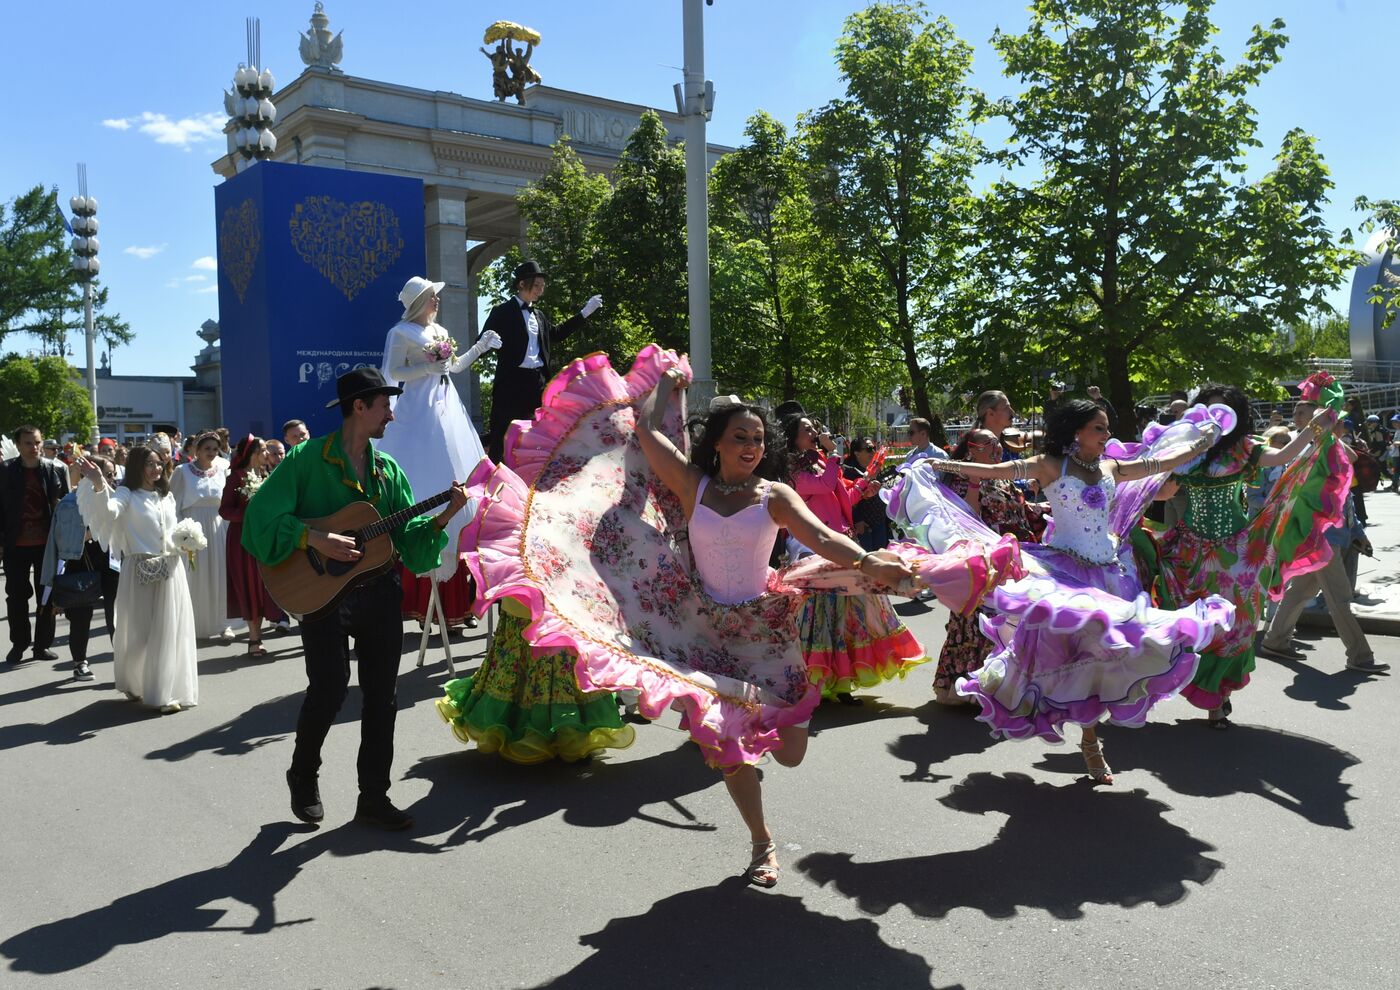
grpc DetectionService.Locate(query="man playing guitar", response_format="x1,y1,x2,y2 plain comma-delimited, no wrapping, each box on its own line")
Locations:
243,367,470,831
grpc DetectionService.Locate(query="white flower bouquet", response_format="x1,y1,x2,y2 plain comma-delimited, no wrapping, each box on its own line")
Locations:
238,473,265,500
172,518,208,570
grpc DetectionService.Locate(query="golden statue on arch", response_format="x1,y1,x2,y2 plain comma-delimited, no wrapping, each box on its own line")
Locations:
481,21,542,105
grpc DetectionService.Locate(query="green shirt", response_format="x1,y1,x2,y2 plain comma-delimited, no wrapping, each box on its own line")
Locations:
241,430,447,576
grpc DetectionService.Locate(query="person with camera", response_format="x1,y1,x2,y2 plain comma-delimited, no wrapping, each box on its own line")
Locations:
40,456,121,681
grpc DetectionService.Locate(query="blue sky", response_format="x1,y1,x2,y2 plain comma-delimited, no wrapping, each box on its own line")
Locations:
1,0,1389,377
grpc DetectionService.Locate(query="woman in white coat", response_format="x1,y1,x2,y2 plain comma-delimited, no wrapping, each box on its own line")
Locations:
378,276,500,589
169,432,230,639
75,448,198,713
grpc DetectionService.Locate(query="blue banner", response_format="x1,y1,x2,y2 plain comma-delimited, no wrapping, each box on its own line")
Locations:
214,161,426,439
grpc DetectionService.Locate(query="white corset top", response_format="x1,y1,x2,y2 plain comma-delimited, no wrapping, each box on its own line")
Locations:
1044,460,1118,565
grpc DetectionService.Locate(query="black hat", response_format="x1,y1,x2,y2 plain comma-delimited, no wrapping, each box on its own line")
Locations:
774,400,807,421
512,259,548,284
324,366,403,410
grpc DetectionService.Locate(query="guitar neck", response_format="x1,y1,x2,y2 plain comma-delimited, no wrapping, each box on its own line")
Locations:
361,490,453,540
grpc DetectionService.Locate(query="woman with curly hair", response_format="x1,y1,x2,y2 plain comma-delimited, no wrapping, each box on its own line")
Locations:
891,399,1233,782
1145,378,1353,727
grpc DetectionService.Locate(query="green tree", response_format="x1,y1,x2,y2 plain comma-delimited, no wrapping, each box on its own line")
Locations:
593,110,689,355
515,138,617,359
800,3,983,425
980,0,1355,431
0,353,96,440
1355,195,1399,330
0,186,72,349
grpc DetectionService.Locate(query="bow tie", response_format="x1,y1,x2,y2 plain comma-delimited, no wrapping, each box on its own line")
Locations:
520,302,533,312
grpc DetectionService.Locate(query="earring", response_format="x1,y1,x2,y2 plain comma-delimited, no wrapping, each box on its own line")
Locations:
1068,438,1081,456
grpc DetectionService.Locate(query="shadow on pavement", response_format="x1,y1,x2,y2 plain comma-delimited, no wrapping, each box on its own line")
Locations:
144,664,451,762
798,772,1222,921
0,697,154,751
0,820,449,976
1256,652,1367,711
1032,720,1359,829
807,697,915,737
536,876,951,989
887,701,999,783
402,739,723,845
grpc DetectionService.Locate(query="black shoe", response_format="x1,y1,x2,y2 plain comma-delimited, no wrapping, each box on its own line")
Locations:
6,646,29,666
354,795,414,831
34,649,59,662
286,769,324,825
73,660,94,681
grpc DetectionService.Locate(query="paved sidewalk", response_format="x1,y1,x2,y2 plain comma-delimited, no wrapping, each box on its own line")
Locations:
1299,485,1400,636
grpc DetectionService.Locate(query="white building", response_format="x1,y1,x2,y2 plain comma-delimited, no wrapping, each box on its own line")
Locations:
74,320,222,442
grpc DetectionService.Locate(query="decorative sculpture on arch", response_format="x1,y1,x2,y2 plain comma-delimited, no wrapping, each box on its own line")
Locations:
299,3,344,71
481,21,541,105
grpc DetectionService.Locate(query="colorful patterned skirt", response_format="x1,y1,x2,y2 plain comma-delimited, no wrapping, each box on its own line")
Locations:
934,610,992,698
435,602,635,764
799,590,928,697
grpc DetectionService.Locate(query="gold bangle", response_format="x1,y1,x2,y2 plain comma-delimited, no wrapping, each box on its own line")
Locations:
853,551,869,570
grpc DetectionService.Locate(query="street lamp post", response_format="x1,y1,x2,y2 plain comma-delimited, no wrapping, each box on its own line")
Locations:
678,0,716,402
69,163,100,443
224,17,277,172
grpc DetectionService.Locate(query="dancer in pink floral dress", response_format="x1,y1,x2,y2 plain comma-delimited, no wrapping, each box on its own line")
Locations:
456,347,1024,887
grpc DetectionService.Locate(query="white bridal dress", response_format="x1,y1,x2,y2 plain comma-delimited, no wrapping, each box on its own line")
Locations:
169,461,229,638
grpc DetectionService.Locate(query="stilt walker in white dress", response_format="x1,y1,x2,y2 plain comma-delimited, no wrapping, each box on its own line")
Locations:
169,432,230,640
378,277,500,603
75,448,199,713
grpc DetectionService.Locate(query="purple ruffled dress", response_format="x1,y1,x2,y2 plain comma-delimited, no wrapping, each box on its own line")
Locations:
890,417,1236,742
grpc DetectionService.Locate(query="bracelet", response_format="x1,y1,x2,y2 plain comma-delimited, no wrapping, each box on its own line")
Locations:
852,551,869,570
941,461,966,475
1010,459,1028,481
1140,456,1161,475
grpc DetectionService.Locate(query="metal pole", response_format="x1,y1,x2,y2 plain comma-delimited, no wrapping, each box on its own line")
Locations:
682,0,713,402
84,280,98,443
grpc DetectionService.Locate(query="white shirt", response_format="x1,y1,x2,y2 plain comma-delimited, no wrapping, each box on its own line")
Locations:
907,442,948,462
516,296,543,370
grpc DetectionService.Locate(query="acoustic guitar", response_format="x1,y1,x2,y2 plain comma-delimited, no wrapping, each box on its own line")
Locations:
258,489,453,620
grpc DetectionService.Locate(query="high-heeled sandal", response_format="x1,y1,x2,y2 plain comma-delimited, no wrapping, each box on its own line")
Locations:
1079,739,1114,784
744,839,779,888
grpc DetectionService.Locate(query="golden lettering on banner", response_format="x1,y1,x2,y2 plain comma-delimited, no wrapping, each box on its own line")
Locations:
288,197,405,301
218,199,261,304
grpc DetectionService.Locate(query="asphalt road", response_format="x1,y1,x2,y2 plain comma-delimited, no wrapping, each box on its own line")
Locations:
2,515,1398,989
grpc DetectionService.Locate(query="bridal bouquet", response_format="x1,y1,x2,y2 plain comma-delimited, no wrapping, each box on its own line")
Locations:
238,473,265,500
172,518,209,570
425,335,458,386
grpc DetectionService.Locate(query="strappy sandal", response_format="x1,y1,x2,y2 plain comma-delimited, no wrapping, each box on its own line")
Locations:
1207,698,1233,730
1079,739,1114,784
744,840,779,888
247,642,268,657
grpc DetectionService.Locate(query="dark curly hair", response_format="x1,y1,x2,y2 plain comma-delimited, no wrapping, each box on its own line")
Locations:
689,403,789,482
1192,383,1250,466
1043,399,1107,456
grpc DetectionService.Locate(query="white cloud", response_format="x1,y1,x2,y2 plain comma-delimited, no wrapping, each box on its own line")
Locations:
183,274,207,283
191,256,217,271
165,278,181,289
123,244,167,260
195,285,219,294
104,111,226,150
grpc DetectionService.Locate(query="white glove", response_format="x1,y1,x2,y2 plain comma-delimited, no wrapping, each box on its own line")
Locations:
454,329,503,371
580,294,603,318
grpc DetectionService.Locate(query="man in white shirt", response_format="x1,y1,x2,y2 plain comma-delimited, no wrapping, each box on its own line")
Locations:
904,418,948,462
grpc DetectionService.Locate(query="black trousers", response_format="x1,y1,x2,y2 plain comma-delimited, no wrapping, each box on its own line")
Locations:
64,542,120,665
488,367,548,462
291,570,404,799
5,543,56,655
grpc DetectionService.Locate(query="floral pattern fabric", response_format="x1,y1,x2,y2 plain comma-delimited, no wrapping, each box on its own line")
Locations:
459,348,1015,768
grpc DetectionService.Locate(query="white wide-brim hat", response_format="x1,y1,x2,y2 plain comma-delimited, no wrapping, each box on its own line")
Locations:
398,276,445,317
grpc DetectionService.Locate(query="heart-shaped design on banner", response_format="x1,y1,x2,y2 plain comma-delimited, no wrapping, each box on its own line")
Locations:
287,196,405,301
218,199,261,304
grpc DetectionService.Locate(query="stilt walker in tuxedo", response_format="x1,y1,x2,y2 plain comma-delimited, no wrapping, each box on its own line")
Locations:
482,260,602,462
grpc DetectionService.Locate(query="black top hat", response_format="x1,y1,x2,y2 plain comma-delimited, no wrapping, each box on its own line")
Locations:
512,259,548,284
325,366,403,410
773,400,807,422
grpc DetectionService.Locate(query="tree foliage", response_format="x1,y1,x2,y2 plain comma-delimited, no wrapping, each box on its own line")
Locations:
979,0,1355,431
800,3,982,426
0,184,134,361
0,354,96,440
